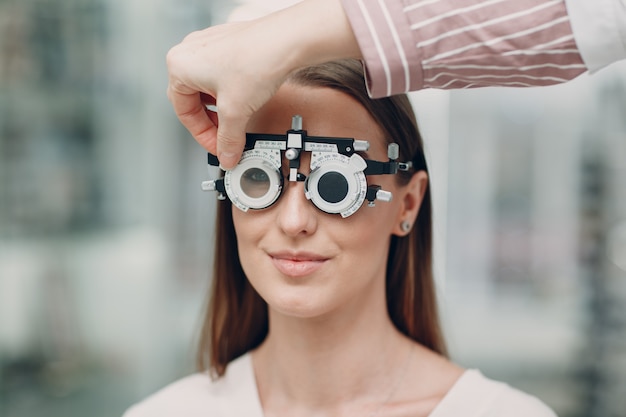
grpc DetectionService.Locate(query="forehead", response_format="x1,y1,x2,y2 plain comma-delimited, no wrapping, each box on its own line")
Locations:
247,84,388,159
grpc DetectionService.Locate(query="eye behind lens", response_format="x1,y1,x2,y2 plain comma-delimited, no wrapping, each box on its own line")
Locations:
240,167,272,198
224,150,283,212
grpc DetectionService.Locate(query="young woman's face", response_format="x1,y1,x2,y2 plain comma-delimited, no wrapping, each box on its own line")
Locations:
232,84,426,320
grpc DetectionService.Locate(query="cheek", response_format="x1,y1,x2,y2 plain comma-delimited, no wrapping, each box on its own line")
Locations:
231,208,276,267
231,208,259,252
357,189,403,230
232,210,263,283
339,205,399,253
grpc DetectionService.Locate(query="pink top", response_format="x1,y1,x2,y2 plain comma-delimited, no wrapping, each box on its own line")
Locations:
123,353,558,417
340,0,588,97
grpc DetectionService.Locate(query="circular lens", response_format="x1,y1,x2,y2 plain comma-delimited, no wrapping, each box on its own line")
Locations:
240,167,271,198
317,171,349,204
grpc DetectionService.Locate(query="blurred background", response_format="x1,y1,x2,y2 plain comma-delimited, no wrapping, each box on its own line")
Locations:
0,0,625,416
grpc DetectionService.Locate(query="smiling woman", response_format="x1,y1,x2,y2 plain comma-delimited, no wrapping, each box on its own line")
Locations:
123,60,557,417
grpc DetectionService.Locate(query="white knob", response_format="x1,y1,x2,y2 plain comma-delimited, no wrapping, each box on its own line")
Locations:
376,189,393,202
201,180,216,191
387,143,399,160
285,148,300,160
353,140,370,152
291,115,303,130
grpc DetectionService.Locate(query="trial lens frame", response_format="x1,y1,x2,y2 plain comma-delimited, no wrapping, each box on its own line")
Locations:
201,115,413,218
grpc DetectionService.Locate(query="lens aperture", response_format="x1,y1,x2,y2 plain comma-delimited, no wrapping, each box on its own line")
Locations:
240,167,271,198
317,171,349,204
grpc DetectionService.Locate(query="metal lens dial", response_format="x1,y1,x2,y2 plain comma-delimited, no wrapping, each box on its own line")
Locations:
224,149,282,212
305,153,368,218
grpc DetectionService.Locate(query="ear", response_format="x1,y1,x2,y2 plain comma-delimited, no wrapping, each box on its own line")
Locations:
392,171,428,236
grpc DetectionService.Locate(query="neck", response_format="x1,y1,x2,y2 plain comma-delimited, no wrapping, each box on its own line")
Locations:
252,287,412,416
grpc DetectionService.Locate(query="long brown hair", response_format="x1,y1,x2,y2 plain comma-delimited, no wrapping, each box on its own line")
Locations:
197,60,446,377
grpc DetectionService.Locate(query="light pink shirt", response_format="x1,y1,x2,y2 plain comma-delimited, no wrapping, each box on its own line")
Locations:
340,0,625,97
123,353,558,417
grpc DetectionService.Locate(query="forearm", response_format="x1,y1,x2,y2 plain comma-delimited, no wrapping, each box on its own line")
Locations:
342,0,592,96
277,0,362,76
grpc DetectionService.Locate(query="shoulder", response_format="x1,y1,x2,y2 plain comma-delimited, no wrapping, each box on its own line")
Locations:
430,369,557,417
122,373,215,417
122,354,259,417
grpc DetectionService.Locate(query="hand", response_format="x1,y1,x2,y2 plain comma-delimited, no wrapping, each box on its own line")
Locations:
166,0,360,169
166,20,288,169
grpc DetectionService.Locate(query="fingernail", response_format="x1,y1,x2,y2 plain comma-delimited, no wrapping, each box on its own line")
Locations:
218,152,238,170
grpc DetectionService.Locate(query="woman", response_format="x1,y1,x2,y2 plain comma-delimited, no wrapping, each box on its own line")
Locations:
125,60,557,417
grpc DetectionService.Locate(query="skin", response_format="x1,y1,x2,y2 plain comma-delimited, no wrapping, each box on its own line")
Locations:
166,0,360,169
232,84,463,417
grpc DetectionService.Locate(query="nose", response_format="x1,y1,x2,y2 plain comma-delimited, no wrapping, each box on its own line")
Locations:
275,181,318,237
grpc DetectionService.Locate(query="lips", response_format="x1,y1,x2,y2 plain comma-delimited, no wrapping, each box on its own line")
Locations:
268,251,329,277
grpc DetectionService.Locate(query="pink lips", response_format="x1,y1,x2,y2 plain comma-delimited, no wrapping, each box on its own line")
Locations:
269,251,329,277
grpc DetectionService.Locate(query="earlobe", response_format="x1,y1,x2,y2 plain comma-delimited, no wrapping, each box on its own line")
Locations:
392,171,428,236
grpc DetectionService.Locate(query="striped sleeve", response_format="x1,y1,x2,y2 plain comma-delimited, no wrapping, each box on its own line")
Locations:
341,0,588,97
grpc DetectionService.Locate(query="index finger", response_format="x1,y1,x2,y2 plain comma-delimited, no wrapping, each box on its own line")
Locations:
167,85,218,154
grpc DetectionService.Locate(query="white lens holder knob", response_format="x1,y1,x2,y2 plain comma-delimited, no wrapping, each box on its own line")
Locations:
201,180,217,191
376,189,393,202
201,179,227,200
353,140,370,152
285,148,300,160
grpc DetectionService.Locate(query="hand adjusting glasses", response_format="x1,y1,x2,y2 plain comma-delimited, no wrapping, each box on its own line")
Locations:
201,115,420,218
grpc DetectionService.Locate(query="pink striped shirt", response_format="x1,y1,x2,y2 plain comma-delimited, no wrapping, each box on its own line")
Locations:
341,0,588,97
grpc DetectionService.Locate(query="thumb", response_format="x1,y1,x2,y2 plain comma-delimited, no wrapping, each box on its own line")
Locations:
215,107,249,170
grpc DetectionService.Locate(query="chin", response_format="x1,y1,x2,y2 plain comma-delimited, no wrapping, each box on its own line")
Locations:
263,287,336,320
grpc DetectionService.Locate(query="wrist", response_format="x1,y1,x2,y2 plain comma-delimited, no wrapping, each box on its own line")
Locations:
272,0,362,74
